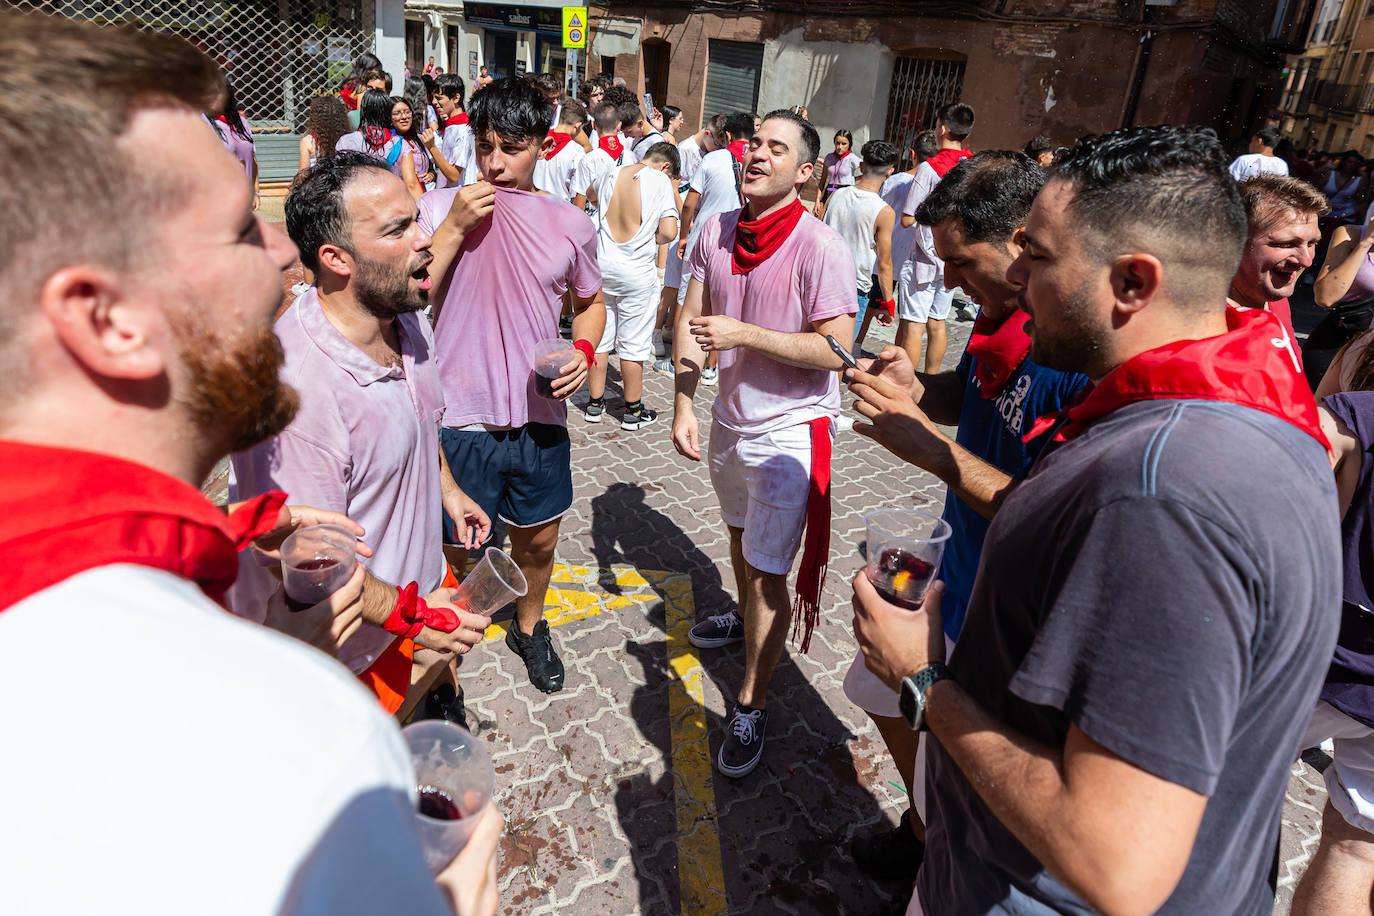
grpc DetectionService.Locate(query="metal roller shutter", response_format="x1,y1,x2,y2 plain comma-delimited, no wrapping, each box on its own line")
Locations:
703,39,763,119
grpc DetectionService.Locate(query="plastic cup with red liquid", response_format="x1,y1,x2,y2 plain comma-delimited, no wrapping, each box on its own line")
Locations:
403,719,495,872
279,524,358,611
864,509,952,610
532,338,574,399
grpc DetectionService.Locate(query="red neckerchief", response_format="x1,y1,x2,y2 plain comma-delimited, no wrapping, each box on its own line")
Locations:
731,199,807,275
362,126,393,151
340,84,358,111
966,310,1032,399
791,417,833,654
442,112,468,129
599,135,624,160
545,131,573,159
0,442,286,610
927,147,972,178
1023,306,1328,449
727,140,749,164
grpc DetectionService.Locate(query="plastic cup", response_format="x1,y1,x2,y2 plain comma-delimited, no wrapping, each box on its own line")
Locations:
279,524,357,611
532,338,573,400
455,547,528,617
403,720,495,873
864,509,952,611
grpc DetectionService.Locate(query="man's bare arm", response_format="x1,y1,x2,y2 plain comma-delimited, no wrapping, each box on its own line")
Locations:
689,312,856,371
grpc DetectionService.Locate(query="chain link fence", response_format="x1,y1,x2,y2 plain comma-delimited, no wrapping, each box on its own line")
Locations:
3,0,375,134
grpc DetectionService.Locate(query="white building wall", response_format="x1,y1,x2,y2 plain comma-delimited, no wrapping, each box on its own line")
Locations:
375,0,407,88
757,26,892,149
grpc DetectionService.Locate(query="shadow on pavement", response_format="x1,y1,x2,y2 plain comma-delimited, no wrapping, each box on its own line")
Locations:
591,482,897,914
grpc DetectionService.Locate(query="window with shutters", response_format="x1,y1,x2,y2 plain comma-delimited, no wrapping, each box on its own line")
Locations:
704,39,763,119
883,53,966,170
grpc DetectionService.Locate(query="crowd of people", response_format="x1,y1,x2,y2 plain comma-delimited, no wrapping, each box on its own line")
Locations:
7,9,1374,916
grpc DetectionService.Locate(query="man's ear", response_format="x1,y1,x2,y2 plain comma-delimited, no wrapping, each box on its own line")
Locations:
316,244,355,279
1108,253,1163,316
39,265,165,381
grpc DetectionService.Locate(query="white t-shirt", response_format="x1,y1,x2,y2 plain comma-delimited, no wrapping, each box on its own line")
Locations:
594,165,678,295
1229,153,1289,181
685,148,743,262
627,130,666,164
678,135,705,184
823,185,890,293
572,147,619,198
881,171,917,272
533,140,586,201
821,151,863,189
437,122,477,189
901,161,943,285
0,565,449,916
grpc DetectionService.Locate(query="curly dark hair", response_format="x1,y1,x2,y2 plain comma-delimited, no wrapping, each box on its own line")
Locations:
306,95,350,157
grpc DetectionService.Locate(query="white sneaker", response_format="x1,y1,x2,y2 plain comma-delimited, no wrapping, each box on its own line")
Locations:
701,366,719,386
652,329,667,358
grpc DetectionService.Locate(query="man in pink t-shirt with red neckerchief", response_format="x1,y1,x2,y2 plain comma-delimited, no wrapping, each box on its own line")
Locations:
420,77,606,696
672,109,858,778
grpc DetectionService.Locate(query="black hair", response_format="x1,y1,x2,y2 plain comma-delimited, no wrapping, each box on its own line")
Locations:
913,129,938,163
602,84,637,110
614,99,642,131
357,89,394,130
915,150,1045,244
1051,125,1246,290
306,95,351,155
285,151,392,273
531,72,561,96
661,104,682,123
1255,126,1282,149
403,76,430,125
557,96,587,128
578,78,601,105
641,140,681,177
761,109,820,167
468,76,553,143
938,102,975,139
421,72,436,97
218,81,250,139
861,139,899,171
592,101,620,135
345,52,382,90
434,72,466,107
721,112,755,144
1023,135,1054,158
833,129,853,144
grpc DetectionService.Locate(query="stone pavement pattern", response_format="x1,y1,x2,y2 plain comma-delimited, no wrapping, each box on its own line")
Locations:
429,312,1332,916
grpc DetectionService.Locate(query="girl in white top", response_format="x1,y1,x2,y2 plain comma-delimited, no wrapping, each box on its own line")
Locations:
815,129,862,212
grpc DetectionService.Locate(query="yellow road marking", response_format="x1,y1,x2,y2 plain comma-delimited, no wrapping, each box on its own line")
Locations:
479,562,727,913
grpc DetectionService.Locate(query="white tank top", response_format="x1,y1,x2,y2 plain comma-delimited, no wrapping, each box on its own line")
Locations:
822,185,888,293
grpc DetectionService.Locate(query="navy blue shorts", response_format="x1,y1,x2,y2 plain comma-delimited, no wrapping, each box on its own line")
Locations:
440,423,573,540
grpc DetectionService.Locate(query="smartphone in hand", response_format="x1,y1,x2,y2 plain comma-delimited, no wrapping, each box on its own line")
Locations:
826,335,860,370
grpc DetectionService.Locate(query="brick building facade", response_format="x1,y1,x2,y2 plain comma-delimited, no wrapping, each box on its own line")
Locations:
586,0,1313,156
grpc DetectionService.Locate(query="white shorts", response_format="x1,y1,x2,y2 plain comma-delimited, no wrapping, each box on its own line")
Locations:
664,244,685,290
597,286,659,360
1302,700,1374,834
709,418,828,575
899,269,954,324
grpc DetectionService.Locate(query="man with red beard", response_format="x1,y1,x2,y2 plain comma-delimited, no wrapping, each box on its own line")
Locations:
1228,173,1327,368
671,110,856,778
852,126,1340,916
232,151,495,722
0,14,500,915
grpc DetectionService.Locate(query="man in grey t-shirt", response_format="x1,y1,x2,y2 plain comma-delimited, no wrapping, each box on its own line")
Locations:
850,126,1341,915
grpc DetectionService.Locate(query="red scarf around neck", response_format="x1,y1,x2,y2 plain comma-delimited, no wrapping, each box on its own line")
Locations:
545,131,573,159
732,198,807,275
966,310,1032,398
442,111,468,129
0,442,286,610
927,147,972,178
1023,307,1328,449
599,134,624,160
727,140,749,164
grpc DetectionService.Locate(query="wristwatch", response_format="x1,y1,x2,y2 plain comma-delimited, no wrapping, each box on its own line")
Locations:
899,663,953,731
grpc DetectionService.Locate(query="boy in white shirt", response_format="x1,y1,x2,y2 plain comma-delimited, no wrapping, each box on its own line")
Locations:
534,98,588,201
823,139,897,354
571,101,627,210
1229,126,1290,181
433,72,476,188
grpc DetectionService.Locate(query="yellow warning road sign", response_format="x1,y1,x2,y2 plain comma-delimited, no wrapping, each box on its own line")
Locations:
562,6,587,49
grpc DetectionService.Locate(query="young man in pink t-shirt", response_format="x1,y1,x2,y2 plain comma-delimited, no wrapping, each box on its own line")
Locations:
671,110,858,777
420,77,606,695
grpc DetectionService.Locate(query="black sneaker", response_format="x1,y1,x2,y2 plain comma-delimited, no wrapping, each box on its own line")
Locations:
620,405,658,430
505,618,565,693
418,682,470,731
688,611,744,648
851,809,925,882
718,705,768,777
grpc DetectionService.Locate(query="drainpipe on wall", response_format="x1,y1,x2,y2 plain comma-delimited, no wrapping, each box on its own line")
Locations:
1120,28,1155,129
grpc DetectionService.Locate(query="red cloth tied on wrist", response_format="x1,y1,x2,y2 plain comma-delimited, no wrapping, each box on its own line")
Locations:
790,416,833,654
382,581,460,639
572,338,595,368
732,199,806,275
966,310,1032,399
873,298,896,318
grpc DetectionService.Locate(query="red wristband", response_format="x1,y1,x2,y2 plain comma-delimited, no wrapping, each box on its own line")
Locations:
875,298,896,318
572,338,595,368
381,582,461,639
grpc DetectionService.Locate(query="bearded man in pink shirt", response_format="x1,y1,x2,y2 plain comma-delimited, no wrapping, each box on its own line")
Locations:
420,77,606,694
672,110,858,778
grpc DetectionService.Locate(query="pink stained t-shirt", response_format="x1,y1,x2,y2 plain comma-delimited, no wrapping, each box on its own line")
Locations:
418,185,601,428
228,289,447,674
689,209,858,434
